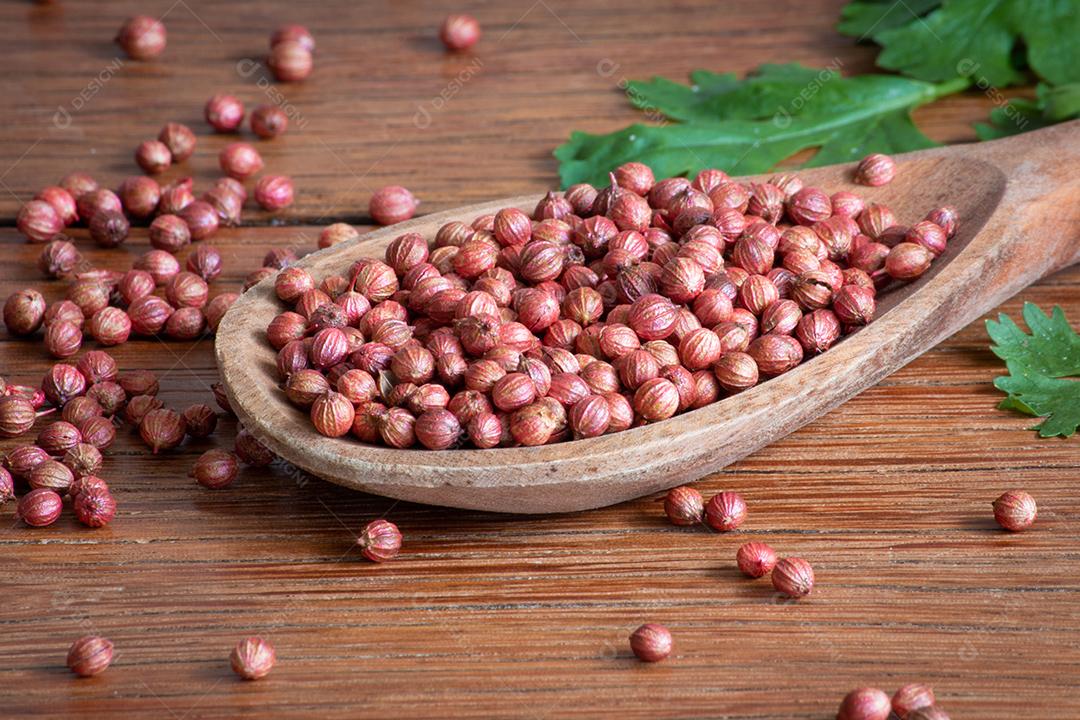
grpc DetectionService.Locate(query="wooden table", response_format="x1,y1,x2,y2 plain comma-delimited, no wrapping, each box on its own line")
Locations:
2,1,1077,717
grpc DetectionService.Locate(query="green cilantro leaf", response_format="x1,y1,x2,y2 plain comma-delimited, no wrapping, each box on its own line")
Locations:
975,82,1080,140
870,0,1080,87
987,303,1080,438
554,64,966,188
837,0,942,40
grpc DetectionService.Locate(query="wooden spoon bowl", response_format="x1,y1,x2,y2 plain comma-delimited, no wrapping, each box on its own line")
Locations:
216,122,1080,513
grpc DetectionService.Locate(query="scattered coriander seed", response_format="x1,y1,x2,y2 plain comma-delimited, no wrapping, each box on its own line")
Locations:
205,94,245,133
115,15,166,59
736,541,778,578
88,210,130,248
704,491,747,532
357,519,402,562
159,177,195,215
319,223,359,248
67,635,115,677
63,442,103,477
0,467,14,503
629,623,672,663
18,488,63,527
191,449,239,489
35,186,78,226
37,421,83,456
117,268,154,306
118,175,162,218
219,142,264,179
76,188,123,225
892,683,936,718
0,397,38,438
837,687,892,720
771,557,815,598
135,139,172,175
663,486,704,526
268,40,313,82
370,185,418,225
251,105,289,138
139,408,186,453
179,200,220,241
254,175,294,211
78,417,117,450
439,14,481,51
230,637,276,680
158,122,196,161
149,214,192,253
204,293,238,333
181,404,218,438
44,319,83,358
212,382,235,416
74,487,116,528
17,200,64,243
188,245,224,282
60,171,99,200
203,186,243,226
992,490,1037,531
234,428,275,466
4,288,47,335
5,445,50,479
60,398,101,428
70,474,110,499
37,240,81,278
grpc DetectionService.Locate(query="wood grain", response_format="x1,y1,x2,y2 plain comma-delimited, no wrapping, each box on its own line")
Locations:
2,1,1078,717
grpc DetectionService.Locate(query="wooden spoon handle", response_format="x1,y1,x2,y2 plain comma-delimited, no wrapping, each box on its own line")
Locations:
967,119,1080,276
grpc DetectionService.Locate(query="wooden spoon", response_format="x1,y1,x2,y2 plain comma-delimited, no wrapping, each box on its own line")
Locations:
216,121,1080,514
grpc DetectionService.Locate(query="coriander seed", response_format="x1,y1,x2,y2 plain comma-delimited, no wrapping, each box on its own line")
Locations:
629,623,672,662
704,491,746,532
205,94,245,133
664,486,704,526
115,16,166,59
230,637,276,680
74,487,116,527
158,122,196,161
992,490,1037,531
251,105,289,138
358,519,402,562
18,488,63,527
771,557,815,598
191,449,239,489
67,636,114,677
370,185,418,225
854,153,896,186
219,142,264,179
35,186,78,226
736,541,778,578
837,687,892,720
440,14,481,51
268,40,313,82
135,139,172,174
254,175,294,211
892,683,936,718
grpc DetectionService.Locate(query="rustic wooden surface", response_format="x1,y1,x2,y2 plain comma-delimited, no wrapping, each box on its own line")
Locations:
1,1,1078,717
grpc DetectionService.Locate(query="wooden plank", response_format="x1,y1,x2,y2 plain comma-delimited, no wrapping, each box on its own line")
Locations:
2,0,1078,716
2,225,1078,717
0,0,1011,221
